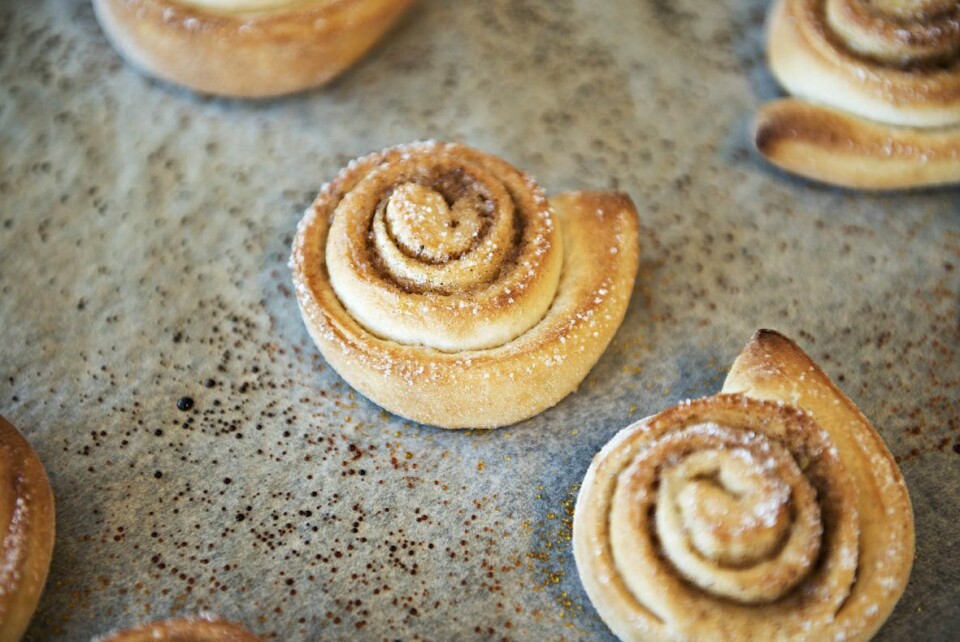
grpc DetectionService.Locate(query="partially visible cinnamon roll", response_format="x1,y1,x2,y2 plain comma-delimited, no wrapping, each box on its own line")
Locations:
0,415,55,642
755,0,960,189
95,615,261,641
573,330,913,641
291,141,640,429
92,0,414,97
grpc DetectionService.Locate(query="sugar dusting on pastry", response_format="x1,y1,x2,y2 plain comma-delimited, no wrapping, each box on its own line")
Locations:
754,0,960,188
290,143,640,428
574,331,914,640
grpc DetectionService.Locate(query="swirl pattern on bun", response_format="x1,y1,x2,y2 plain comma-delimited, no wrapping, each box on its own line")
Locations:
755,0,960,189
573,330,914,641
291,142,640,429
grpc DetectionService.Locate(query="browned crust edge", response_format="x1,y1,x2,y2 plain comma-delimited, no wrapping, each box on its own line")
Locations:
722,329,915,642
291,159,641,429
754,98,960,190
572,329,914,641
0,415,56,642
92,0,414,97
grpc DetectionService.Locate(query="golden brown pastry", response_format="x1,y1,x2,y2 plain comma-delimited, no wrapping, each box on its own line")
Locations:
95,615,261,641
573,330,914,641
92,0,414,97
755,0,960,189
291,141,640,429
0,415,55,642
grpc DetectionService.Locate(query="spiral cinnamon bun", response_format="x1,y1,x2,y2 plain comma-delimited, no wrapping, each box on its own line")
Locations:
754,0,960,189
95,615,261,641
573,330,913,641
291,142,640,429
92,0,414,97
0,415,55,642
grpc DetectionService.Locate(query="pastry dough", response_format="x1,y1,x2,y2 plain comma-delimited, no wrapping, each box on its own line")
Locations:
0,415,55,642
92,0,414,97
95,615,261,641
291,141,640,429
755,0,960,189
573,330,913,641
756,98,960,190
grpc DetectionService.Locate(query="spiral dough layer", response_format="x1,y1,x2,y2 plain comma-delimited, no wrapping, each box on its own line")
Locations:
291,142,640,429
324,142,562,352
755,0,960,188
0,415,55,642
573,330,914,641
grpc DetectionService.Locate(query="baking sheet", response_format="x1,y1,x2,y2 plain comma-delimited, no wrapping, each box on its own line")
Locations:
1,0,958,639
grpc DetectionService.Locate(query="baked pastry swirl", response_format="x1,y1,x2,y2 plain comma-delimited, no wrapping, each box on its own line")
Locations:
291,141,640,429
95,615,261,641
92,0,414,97
755,0,960,189
0,415,55,642
573,330,914,641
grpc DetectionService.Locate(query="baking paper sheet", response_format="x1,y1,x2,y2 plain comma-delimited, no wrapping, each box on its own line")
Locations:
1,1,958,639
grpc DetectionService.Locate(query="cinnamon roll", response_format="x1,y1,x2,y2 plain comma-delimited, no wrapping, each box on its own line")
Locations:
291,141,640,429
95,615,261,641
92,0,414,97
573,330,913,641
754,0,960,189
0,415,55,642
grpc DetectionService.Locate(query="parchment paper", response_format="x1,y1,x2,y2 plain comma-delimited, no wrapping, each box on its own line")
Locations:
1,1,958,639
